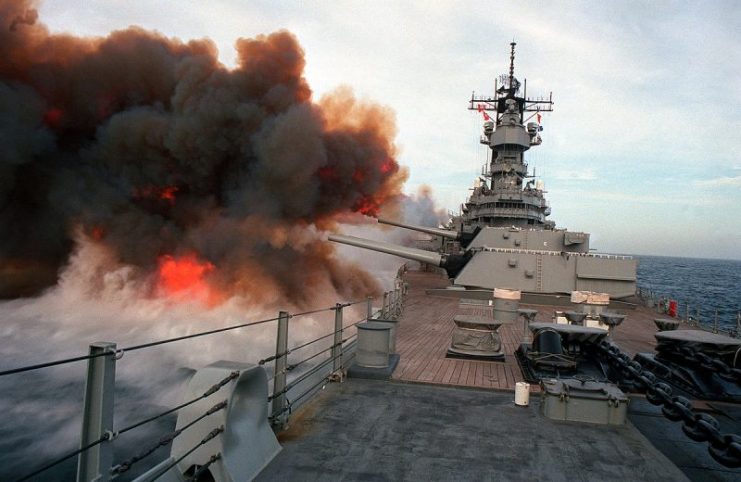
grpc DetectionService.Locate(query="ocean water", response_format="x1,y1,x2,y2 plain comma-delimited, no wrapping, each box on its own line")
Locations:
635,255,741,331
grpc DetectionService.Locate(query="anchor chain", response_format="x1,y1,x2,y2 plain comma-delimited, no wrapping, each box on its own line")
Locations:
596,341,741,468
667,345,741,385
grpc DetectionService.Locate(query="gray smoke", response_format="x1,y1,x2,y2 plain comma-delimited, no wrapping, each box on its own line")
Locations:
1,0,409,306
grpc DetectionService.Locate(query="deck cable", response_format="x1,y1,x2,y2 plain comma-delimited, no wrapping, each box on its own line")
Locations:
187,453,222,481
115,371,237,438
265,333,358,383
280,299,363,320
0,317,279,377
284,344,337,373
261,322,360,370
110,401,226,477
119,317,280,353
286,329,340,354
13,432,112,482
11,373,236,481
0,351,112,377
1,295,374,378
270,373,333,421
149,427,224,481
257,328,341,366
268,353,355,421
267,334,357,402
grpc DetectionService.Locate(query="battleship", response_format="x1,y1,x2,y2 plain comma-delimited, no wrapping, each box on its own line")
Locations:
330,42,637,300
4,44,741,482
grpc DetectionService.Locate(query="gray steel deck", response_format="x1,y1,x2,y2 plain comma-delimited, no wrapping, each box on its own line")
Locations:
257,378,687,481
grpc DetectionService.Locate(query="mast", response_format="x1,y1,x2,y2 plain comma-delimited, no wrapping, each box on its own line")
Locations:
463,43,555,230
509,41,516,96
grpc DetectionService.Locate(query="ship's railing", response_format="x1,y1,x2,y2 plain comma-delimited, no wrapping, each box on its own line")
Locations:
467,207,546,222
587,253,635,260
0,286,406,482
478,246,634,260
636,286,741,338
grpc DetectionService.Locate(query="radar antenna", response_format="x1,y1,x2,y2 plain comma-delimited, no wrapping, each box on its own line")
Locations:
468,43,553,119
509,41,516,94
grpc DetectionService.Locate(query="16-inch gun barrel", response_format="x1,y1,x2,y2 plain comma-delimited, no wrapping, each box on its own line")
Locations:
376,218,480,248
328,234,471,277
328,234,443,266
376,218,459,240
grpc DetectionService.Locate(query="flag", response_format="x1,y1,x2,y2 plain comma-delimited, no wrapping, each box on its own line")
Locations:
478,104,491,121
537,113,542,123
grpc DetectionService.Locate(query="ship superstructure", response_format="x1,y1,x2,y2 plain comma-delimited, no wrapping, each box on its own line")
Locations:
331,43,638,299
457,42,554,233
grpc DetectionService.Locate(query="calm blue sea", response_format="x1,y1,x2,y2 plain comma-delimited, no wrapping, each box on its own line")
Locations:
635,255,741,331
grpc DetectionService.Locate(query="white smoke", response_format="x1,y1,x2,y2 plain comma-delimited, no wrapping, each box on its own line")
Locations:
0,233,367,479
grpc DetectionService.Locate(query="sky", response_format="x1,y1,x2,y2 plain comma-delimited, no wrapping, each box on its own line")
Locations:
38,0,741,260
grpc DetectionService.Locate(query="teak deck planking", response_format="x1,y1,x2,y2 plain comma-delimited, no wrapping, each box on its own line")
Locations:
391,270,664,391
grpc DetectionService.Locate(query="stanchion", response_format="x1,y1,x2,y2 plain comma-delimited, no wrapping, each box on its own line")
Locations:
77,342,116,482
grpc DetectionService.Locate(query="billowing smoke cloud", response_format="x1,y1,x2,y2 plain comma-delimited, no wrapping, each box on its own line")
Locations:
396,185,448,228
0,0,408,306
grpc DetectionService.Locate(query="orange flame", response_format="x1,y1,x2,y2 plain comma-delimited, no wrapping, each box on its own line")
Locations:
160,186,178,203
133,185,178,205
157,253,222,306
353,196,380,216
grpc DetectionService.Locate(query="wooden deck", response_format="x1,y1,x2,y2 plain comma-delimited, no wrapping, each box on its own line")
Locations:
392,270,664,391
